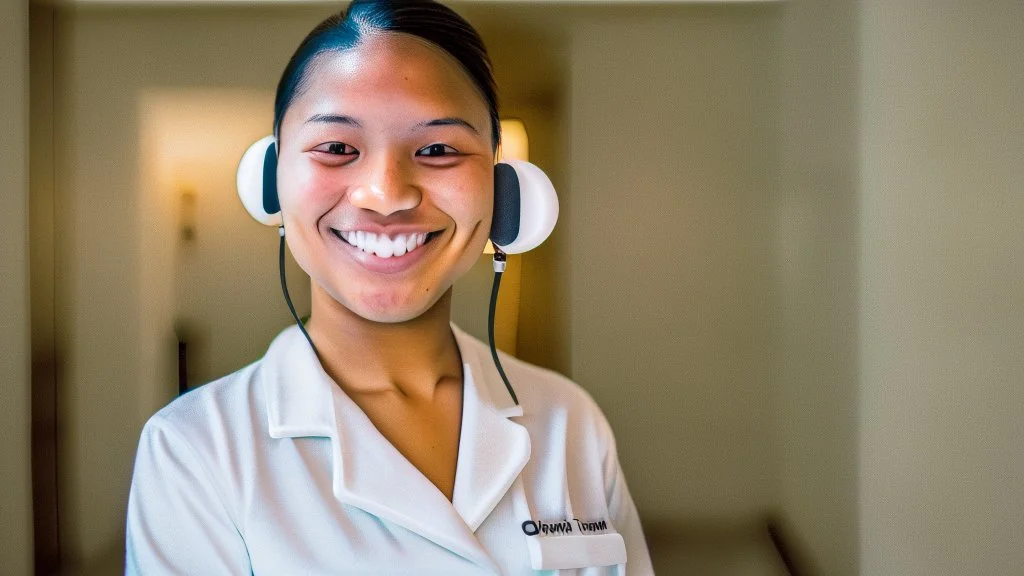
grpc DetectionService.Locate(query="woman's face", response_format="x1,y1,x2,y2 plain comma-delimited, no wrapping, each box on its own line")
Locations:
276,33,494,324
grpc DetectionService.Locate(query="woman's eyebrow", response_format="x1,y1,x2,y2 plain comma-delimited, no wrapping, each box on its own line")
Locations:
415,117,479,134
303,114,478,134
305,113,362,127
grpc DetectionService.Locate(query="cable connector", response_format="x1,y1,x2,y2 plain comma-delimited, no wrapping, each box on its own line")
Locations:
492,247,507,273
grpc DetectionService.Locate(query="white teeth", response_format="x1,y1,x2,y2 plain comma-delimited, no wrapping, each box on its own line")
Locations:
374,236,393,258
340,230,434,259
392,235,407,257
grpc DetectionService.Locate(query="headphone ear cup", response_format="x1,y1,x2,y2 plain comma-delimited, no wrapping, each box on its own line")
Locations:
491,160,559,254
237,135,282,226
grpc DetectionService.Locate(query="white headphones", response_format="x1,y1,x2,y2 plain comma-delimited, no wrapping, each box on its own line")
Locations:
236,135,558,254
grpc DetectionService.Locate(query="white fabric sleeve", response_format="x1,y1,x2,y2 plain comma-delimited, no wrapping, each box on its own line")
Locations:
125,414,252,575
599,415,656,576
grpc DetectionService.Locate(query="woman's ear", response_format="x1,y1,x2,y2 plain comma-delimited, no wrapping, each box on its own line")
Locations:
490,160,559,254
237,135,283,226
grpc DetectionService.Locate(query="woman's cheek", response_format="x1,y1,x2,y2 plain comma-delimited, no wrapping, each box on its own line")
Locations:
304,164,345,202
281,162,339,222
437,168,492,222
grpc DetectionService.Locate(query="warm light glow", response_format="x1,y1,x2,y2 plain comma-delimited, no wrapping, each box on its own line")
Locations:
488,119,529,254
497,118,529,162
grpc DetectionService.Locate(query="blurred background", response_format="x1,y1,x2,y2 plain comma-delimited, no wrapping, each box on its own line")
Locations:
2,0,1023,574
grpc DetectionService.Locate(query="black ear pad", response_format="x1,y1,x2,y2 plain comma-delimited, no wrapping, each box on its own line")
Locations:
262,143,280,215
491,163,521,246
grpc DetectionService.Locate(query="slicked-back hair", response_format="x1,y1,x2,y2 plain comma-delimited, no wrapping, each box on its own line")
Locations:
273,0,500,150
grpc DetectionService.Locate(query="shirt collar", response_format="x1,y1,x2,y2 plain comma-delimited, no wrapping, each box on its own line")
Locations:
263,322,522,439
260,322,530,568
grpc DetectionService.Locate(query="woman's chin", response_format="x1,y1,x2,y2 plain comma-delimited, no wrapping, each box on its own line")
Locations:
355,307,425,325
310,273,452,325
345,290,442,325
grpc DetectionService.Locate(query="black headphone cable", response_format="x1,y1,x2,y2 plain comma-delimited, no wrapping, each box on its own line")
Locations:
489,248,519,406
279,225,319,356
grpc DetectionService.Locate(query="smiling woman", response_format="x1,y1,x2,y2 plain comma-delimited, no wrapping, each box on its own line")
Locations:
124,1,652,574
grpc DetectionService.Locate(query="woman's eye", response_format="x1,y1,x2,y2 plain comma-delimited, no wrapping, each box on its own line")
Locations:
417,143,458,157
313,142,358,155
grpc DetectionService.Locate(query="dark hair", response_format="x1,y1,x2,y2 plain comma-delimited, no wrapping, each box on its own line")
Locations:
273,0,500,150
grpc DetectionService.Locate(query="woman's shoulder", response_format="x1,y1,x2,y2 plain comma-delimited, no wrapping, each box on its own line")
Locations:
452,324,616,444
502,352,601,414
142,357,269,457
147,325,307,437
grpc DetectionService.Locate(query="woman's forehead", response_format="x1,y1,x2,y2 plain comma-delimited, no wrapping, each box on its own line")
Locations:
284,33,490,131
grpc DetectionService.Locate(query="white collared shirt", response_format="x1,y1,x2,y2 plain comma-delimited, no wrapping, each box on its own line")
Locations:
126,323,653,575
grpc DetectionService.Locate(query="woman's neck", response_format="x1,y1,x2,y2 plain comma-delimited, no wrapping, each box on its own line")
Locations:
304,286,463,402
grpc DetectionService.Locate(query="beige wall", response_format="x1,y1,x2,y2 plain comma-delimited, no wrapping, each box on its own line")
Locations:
569,6,780,521
859,1,1024,574
773,0,859,574
0,0,34,573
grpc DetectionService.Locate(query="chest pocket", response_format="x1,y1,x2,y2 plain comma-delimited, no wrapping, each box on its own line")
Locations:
525,532,627,571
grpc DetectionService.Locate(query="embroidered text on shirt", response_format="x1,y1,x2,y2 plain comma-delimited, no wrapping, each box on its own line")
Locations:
521,518,610,536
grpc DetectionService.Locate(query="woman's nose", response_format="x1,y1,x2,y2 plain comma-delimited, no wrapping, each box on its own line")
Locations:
347,153,421,216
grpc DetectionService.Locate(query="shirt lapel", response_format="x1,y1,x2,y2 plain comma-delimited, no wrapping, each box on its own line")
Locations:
449,323,532,532
329,383,499,572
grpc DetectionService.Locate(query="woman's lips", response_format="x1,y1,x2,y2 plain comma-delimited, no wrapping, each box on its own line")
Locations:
329,228,442,274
